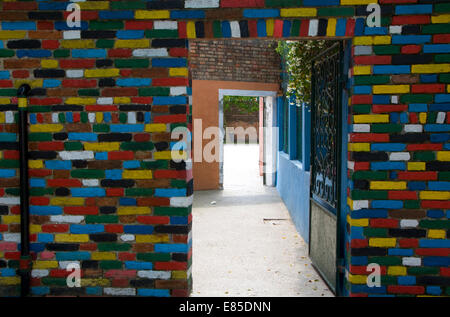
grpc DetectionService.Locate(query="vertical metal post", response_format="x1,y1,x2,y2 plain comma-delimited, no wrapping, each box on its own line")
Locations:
17,84,31,297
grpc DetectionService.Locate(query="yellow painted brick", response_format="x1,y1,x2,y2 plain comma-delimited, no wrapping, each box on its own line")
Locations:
33,261,59,269
117,206,151,215
0,277,20,285
428,229,446,239
85,69,120,78
373,36,391,45
50,197,85,206
408,162,425,171
41,59,59,69
91,252,116,261
353,65,372,75
135,10,170,20
2,215,20,224
169,68,188,77
0,31,26,39
114,39,150,49
135,234,169,243
29,160,43,169
54,234,89,243
29,124,63,133
431,14,450,24
60,40,95,49
266,19,274,37
353,36,373,45
145,123,167,132
30,224,42,233
373,85,410,94
326,18,336,37
78,1,109,10
437,151,450,161
348,215,369,227
353,114,389,123
172,271,187,280
123,170,153,180
96,112,103,123
280,8,317,17
419,112,427,124
370,181,407,190
387,266,406,276
348,274,368,284
65,97,97,105
369,238,397,248
411,64,450,74
0,112,4,124
419,191,450,200
154,150,187,160
14,79,43,89
348,143,370,152
447,84,450,93
114,97,131,104
84,142,120,151
81,278,111,287
0,98,11,105
186,21,196,39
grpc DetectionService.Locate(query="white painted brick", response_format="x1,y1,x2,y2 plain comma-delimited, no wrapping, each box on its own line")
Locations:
154,21,178,30
132,48,168,57
120,234,135,242
347,161,355,170
59,151,94,160
389,26,402,34
170,86,187,96
185,0,219,8
66,70,84,78
402,257,421,267
52,113,59,123
50,215,84,224
63,31,81,40
88,113,95,123
404,124,423,133
97,97,113,105
230,21,240,38
32,270,49,278
5,111,14,123
389,152,410,161
59,261,80,269
352,124,370,133
352,200,369,210
0,197,20,205
128,112,136,124
354,46,372,56
391,95,398,104
104,288,136,296
4,233,20,242
308,20,319,36
400,219,419,228
170,196,193,207
82,179,99,187
137,270,171,280
436,112,446,124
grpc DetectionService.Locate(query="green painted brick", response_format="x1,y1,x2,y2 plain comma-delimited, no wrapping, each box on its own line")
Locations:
404,200,420,209
154,206,191,217
354,75,390,85
29,133,52,142
213,21,222,38
141,160,168,169
111,1,146,9
352,104,371,114
145,29,178,38
119,113,127,124
71,169,105,179
81,112,88,123
363,228,388,237
85,215,119,224
0,160,19,168
137,253,171,262
0,89,17,97
352,190,387,200
58,113,65,123
0,50,14,57
5,188,19,196
42,278,67,286
422,24,450,34
139,87,170,96
90,21,124,30
413,151,435,161
28,106,52,113
352,171,388,180
53,49,70,58
125,188,154,196
419,220,450,229
369,256,401,266
96,39,115,48
401,94,437,104
30,188,53,196
93,124,110,133
427,112,437,124
120,142,154,151
171,179,187,189
371,124,402,133
435,54,450,63
318,7,355,17
265,0,301,7
438,172,450,181
373,45,400,55
381,275,397,285
78,89,100,97
440,74,450,83
64,142,83,151
408,267,439,275
115,59,150,68
98,243,131,252
100,261,122,270
435,3,450,12
290,20,300,37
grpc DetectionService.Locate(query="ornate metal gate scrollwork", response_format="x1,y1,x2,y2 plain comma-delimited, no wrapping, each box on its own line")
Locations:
310,42,342,212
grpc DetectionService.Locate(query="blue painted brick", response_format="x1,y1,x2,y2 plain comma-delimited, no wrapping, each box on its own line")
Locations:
95,152,108,160
243,9,279,19
222,21,232,38
30,243,45,253
105,169,123,180
283,20,291,38
55,21,88,30
352,209,388,219
256,20,266,37
371,200,403,209
170,216,188,225
45,161,72,170
392,35,431,44
426,286,442,296
152,58,186,68
423,44,450,54
71,188,105,197
154,188,186,197
408,104,427,112
56,251,91,261
30,178,46,187
37,233,54,243
116,78,151,87
371,162,405,171
17,50,52,58
364,27,387,35
32,287,50,296
1,268,16,277
30,206,62,215
70,224,105,234
388,248,413,256
419,239,450,248
123,161,140,169
43,79,61,88
170,10,205,19
373,95,390,104
435,94,450,103
154,243,188,253
123,225,153,234
427,209,444,218
423,256,450,267
373,65,410,74
120,198,137,206
351,285,387,294
303,0,339,6
351,227,364,239
398,276,416,285
116,30,145,39
395,5,432,15
351,256,368,265
137,289,170,297
68,132,98,142
424,124,450,132
0,71,10,80
99,11,134,20
420,75,437,83
0,133,16,142
2,22,36,31
72,49,107,59
429,103,450,112
125,261,153,270
428,182,450,191
39,2,70,10
110,124,145,133
0,169,15,178
353,86,372,94
371,143,406,152
86,287,102,296
336,18,347,37
153,96,187,105
408,181,426,191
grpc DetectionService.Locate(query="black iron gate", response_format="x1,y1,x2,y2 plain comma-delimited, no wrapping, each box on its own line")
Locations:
309,42,344,294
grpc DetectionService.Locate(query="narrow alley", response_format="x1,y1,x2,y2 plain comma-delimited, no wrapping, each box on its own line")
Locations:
191,144,333,297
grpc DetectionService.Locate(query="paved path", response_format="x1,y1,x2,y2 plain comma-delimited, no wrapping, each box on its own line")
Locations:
191,144,333,297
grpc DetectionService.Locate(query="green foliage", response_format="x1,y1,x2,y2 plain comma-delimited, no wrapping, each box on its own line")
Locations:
276,40,333,105
223,95,259,114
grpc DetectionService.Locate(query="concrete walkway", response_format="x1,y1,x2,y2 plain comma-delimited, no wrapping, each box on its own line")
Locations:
191,144,333,297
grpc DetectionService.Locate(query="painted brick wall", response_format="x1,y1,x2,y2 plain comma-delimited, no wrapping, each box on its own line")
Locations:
0,0,448,297
189,39,281,83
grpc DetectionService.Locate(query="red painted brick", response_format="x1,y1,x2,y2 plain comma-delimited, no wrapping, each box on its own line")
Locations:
350,133,389,142
155,262,187,271
38,141,64,151
118,253,136,261
421,200,450,209
105,224,123,233
372,104,407,113
388,285,424,295
125,21,154,30
63,79,97,88
351,239,368,248
108,49,132,58
397,171,437,181
415,248,449,257
221,0,264,7
153,114,187,123
401,45,421,54
354,55,391,65
407,144,442,151
106,188,124,197
433,34,450,44
152,78,189,87
42,224,69,233
370,219,399,228
388,191,417,200
137,216,170,225
47,179,82,187
352,95,372,105
108,151,134,160
392,15,430,25
30,197,50,206
64,206,98,215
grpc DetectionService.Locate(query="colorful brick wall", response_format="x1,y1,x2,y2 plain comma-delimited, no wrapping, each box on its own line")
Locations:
190,39,281,83
0,0,448,297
